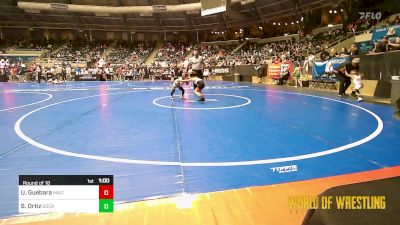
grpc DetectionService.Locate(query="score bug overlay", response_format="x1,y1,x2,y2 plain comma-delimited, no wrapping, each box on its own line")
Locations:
19,175,114,213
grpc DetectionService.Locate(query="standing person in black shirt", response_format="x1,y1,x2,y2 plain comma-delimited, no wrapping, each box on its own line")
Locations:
333,59,355,98
334,68,351,98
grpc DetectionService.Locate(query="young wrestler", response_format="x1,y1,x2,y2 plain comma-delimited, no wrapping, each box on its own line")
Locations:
190,72,205,101
350,66,363,102
170,74,189,99
346,58,363,102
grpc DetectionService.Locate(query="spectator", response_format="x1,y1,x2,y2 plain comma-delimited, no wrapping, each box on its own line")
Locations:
349,44,359,57
35,65,43,83
373,36,389,53
0,59,5,76
292,62,302,87
330,48,337,57
320,48,330,61
56,65,63,81
388,36,400,51
10,65,19,82
340,47,349,56
380,36,389,52
277,58,291,85
66,65,72,80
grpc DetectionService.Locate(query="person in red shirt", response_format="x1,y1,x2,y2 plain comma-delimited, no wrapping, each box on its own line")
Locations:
116,66,123,81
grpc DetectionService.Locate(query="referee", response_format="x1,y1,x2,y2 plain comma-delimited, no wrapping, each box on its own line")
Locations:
189,50,204,79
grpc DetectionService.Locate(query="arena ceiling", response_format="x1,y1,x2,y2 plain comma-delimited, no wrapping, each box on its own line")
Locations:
0,0,347,32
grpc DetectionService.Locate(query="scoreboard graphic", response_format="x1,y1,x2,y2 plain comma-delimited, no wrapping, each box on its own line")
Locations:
19,175,114,213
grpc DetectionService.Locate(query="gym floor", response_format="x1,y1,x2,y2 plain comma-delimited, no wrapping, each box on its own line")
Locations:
0,81,399,224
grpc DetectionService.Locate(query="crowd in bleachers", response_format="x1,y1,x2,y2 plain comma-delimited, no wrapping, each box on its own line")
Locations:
107,44,153,65
50,42,107,62
348,14,400,35
153,42,192,67
201,29,347,67
200,44,236,67
0,58,27,82
2,12,400,84
4,39,54,50
14,63,176,83
369,16,400,53
371,35,400,53
347,18,376,33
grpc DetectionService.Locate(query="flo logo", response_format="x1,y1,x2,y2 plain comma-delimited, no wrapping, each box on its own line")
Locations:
359,12,382,20
271,165,297,173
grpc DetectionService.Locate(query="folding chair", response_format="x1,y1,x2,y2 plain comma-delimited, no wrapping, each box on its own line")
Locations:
325,74,337,90
309,73,322,89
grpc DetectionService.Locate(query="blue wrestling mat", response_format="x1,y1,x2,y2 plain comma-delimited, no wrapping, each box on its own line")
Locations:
0,81,399,217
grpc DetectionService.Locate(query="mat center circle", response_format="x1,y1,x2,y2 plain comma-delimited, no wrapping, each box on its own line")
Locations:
152,94,251,110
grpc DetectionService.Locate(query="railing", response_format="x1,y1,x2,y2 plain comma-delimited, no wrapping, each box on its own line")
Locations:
7,48,46,51
201,40,239,46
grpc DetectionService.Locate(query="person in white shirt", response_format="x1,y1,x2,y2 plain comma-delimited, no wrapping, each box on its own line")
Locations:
92,67,98,75
170,75,189,99
108,67,114,80
66,66,72,81
189,50,204,79
0,59,5,76
203,67,210,81
104,67,110,80
98,58,106,68
347,58,363,102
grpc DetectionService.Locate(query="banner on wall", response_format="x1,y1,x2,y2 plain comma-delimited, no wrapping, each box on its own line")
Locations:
356,41,374,54
267,63,281,78
280,64,289,75
313,57,350,76
313,61,328,76
267,62,293,78
371,25,400,42
212,67,230,75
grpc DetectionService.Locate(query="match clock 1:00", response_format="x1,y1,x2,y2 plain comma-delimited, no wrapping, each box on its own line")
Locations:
98,178,111,184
